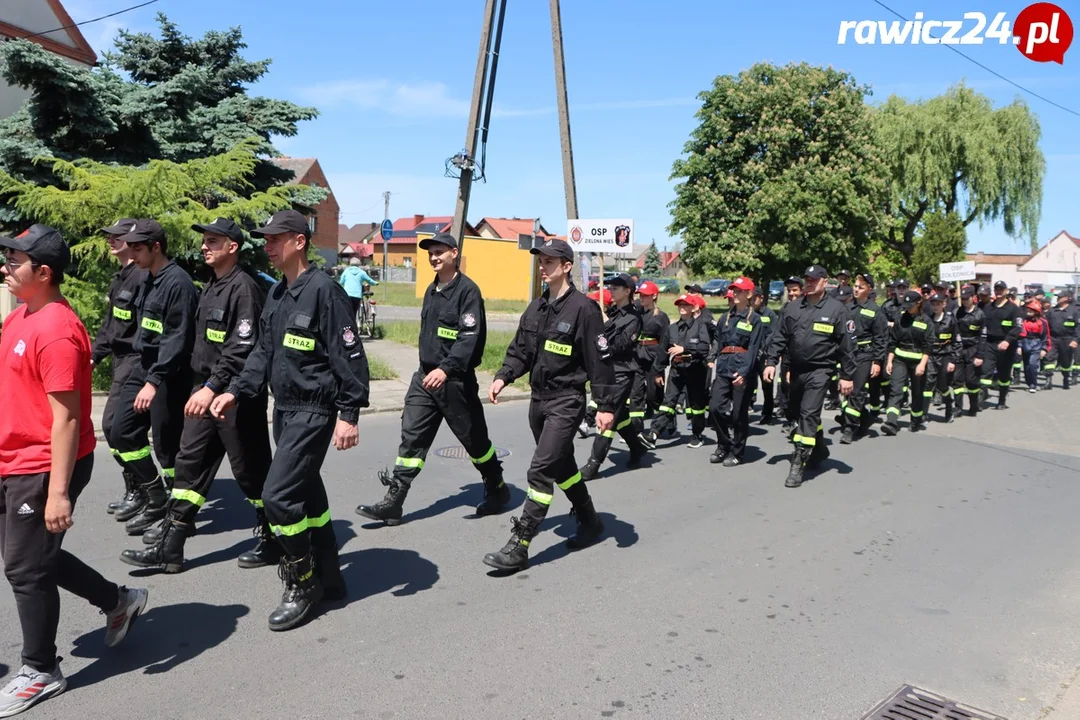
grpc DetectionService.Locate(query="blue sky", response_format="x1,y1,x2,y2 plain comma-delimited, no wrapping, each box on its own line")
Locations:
65,0,1079,255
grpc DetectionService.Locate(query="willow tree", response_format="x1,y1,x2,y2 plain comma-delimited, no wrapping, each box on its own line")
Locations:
668,62,887,281
874,83,1044,264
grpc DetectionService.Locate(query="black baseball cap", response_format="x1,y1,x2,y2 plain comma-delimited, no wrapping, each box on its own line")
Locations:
530,237,573,261
120,219,166,247
684,283,704,293
933,280,948,290
929,291,947,302
900,289,923,308
977,283,992,295
784,276,803,287
1008,286,1018,295
835,285,853,300
804,265,828,280
418,231,458,250
961,286,975,298
100,218,137,236
894,278,910,289
607,272,635,290
251,209,311,239
0,224,71,274
836,268,851,278
192,217,245,243
855,271,874,287
920,283,933,293
993,280,1008,291
1058,289,1074,298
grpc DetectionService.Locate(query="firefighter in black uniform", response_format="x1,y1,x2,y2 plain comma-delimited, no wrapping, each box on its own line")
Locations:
91,218,145,514
482,239,615,573
642,294,712,447
881,290,933,435
749,288,777,424
838,272,887,444
634,280,669,420
824,285,853,411
763,265,856,489
952,286,985,416
356,232,509,524
108,220,197,528
708,277,764,466
981,280,1021,409
926,291,961,423
873,279,908,416
580,273,647,479
119,218,274,571
776,276,803,431
1047,290,1078,388
210,210,370,631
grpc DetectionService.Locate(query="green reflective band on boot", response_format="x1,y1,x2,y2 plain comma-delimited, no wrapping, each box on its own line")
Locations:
737,321,753,332
308,510,331,529
658,405,676,414
628,411,645,418
997,379,1011,387
141,317,163,334
543,339,572,356
886,407,900,415
161,468,175,479
171,488,206,507
527,487,553,505
685,407,707,416
911,410,924,417
799,435,816,446
844,406,861,417
283,333,315,351
119,446,151,462
395,456,424,469
980,378,993,386
895,348,924,360
558,472,582,491
206,328,226,343
471,445,496,464
112,306,132,320
247,498,264,508
437,327,458,340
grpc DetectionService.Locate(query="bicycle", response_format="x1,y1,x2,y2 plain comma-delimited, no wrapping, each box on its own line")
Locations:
356,288,377,338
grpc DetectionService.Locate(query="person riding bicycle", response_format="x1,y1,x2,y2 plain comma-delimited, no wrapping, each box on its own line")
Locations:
340,257,379,317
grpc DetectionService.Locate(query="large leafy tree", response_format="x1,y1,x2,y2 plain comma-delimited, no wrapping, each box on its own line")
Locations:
909,211,967,285
874,83,1043,263
668,62,886,282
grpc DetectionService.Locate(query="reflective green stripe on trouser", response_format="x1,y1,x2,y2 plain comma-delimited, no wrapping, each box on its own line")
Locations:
262,409,338,558
521,393,593,532
391,371,502,489
841,355,873,433
651,364,709,439
111,368,189,486
926,355,954,412
885,355,926,426
787,366,830,451
981,341,1016,399
590,371,645,466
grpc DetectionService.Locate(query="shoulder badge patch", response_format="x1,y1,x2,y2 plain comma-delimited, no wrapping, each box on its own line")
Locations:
237,319,253,339
597,334,609,351
462,312,476,328
342,326,357,348
846,319,856,333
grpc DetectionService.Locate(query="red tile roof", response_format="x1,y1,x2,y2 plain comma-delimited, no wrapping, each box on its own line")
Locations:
373,216,477,245
634,250,681,270
967,252,1031,265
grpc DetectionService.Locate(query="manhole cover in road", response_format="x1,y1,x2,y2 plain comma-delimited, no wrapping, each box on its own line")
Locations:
432,446,511,460
861,685,1007,720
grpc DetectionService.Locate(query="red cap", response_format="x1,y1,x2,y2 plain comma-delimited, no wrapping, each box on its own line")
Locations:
724,289,735,300
1026,300,1042,313
674,294,694,307
587,289,613,305
637,280,659,296
730,276,755,292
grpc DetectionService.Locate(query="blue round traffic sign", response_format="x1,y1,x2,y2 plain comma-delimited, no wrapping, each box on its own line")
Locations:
380,219,394,241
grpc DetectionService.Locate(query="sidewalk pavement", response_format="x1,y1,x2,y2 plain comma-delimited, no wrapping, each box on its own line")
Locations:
89,337,530,440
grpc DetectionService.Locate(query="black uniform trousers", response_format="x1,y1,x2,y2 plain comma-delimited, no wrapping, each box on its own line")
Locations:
167,389,272,524
980,340,1016,402
636,358,664,418
519,393,592,531
651,364,708,438
952,345,982,411
926,354,954,419
109,364,190,486
392,370,502,489
745,361,775,421
867,367,889,414
775,359,792,419
884,355,926,428
1049,338,1076,387
102,354,140,472
1,455,120,672
787,366,829,453
709,363,753,459
589,371,644,465
840,350,874,434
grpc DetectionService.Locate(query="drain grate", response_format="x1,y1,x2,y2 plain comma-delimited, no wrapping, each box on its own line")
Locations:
432,445,511,460
861,685,1007,720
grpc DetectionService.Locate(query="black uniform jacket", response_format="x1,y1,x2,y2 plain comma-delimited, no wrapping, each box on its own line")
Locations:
928,311,961,362
133,260,198,386
191,265,265,393
1048,304,1079,340
712,307,764,380
653,314,712,373
418,272,486,377
636,307,670,368
92,261,146,364
496,285,618,412
849,298,888,365
955,304,986,349
230,266,370,423
888,311,933,360
765,293,857,380
601,302,642,377
983,299,1022,343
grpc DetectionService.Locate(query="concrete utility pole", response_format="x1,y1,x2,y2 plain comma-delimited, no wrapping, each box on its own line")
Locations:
382,190,390,304
450,0,504,255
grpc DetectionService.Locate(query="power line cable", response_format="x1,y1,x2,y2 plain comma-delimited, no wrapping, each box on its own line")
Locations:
18,0,160,41
870,0,1080,117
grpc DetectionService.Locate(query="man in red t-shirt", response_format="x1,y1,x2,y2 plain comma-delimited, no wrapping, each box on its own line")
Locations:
0,225,149,718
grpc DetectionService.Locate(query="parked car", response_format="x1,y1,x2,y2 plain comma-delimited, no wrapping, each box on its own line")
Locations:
638,277,680,294
768,280,784,302
701,278,730,297
587,271,623,290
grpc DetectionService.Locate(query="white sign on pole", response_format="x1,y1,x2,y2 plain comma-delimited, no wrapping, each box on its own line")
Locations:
938,260,976,282
566,219,635,255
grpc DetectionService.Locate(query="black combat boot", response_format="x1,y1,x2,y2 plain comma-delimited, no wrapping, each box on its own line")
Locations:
967,393,979,417
566,498,605,550
268,552,324,632
579,458,602,481
143,516,197,545
943,400,955,423
119,520,190,574
710,449,726,464
626,436,646,468
311,525,346,602
997,390,1008,410
475,476,511,516
354,469,408,525
238,509,283,569
806,439,830,469
124,478,169,535
113,478,149,522
107,471,136,515
978,388,989,410
482,516,535,572
785,446,808,488
839,427,854,445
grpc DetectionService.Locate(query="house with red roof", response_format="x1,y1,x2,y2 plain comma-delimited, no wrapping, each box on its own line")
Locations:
268,157,340,264
968,230,1080,290
634,249,685,277
371,215,479,268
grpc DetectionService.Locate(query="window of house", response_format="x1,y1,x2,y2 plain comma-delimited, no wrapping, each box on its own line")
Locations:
309,216,317,234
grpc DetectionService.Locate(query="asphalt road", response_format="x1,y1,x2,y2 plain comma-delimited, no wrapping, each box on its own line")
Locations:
2,387,1079,719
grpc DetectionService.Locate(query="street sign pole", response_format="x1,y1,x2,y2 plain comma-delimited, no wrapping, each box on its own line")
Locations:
381,194,392,305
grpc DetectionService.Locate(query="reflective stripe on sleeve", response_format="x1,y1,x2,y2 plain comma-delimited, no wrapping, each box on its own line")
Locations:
171,488,206,507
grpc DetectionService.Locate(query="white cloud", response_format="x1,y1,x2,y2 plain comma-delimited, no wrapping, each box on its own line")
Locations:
297,80,469,118
326,172,460,221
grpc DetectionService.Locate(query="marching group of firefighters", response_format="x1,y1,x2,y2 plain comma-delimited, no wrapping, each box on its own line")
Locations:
0,214,1076,716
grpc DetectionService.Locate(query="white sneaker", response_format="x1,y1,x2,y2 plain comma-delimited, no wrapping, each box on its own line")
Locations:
687,435,705,449
0,663,66,718
104,586,149,648
1028,387,1037,394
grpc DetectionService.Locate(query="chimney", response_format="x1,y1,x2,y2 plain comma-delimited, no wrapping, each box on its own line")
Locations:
413,214,424,226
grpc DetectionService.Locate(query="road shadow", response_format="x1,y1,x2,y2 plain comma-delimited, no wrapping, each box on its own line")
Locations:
746,424,769,437
360,484,526,528
486,512,638,575
589,454,660,481
336,548,440,604
191,479,258,537
0,664,8,681
738,446,769,465
67,602,249,688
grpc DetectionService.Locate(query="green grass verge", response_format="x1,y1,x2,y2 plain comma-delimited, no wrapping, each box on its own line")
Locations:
380,321,527,388
367,356,399,380
372,282,528,314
